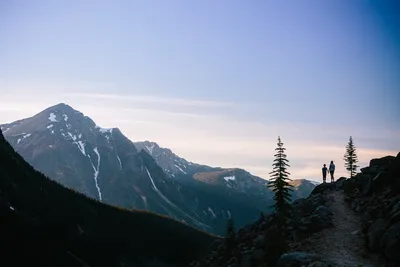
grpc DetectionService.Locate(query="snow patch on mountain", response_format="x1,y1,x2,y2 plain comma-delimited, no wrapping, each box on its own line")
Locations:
117,155,122,170
224,176,235,182
97,126,113,134
1,127,10,133
208,207,217,218
17,133,32,144
47,124,54,129
75,141,86,156
67,132,77,141
48,113,58,122
145,167,209,228
62,114,68,121
91,147,102,201
145,143,155,155
174,164,187,174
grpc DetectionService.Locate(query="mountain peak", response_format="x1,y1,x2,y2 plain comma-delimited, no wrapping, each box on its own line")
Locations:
44,102,77,114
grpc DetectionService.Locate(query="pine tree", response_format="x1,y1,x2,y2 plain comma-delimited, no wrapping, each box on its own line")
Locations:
344,136,359,178
225,218,236,255
267,136,294,216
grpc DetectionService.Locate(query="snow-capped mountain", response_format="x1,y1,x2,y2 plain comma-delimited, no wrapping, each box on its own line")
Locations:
135,141,220,179
1,103,277,235
135,141,314,207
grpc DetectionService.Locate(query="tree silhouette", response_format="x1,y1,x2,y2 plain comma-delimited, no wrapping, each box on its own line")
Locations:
344,136,359,178
224,218,236,256
268,136,294,217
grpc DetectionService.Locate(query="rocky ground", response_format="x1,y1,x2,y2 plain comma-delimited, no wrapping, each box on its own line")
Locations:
191,152,400,267
291,190,383,266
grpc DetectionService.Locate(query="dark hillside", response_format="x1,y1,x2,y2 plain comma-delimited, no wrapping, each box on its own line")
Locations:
0,130,217,267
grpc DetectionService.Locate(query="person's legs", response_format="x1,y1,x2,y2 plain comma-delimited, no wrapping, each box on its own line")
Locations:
330,171,334,182
323,173,326,183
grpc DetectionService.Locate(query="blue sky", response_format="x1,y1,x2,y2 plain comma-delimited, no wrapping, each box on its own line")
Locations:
1,0,399,181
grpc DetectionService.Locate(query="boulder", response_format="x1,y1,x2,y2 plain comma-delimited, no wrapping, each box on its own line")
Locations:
292,198,315,216
335,177,347,189
361,175,373,196
369,156,396,173
253,234,266,249
381,222,400,262
277,252,335,267
299,205,333,233
367,218,389,252
310,183,336,195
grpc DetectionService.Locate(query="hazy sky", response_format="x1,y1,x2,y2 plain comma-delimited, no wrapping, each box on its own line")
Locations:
1,0,399,182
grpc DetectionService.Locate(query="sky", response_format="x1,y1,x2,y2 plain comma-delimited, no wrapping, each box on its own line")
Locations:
1,0,399,182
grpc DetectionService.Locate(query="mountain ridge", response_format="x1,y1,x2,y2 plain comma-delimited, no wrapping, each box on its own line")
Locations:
1,103,317,235
0,127,217,267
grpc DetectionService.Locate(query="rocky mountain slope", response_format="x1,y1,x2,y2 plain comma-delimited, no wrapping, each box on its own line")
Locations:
0,128,216,267
1,103,317,236
0,104,269,235
135,141,317,207
192,152,400,267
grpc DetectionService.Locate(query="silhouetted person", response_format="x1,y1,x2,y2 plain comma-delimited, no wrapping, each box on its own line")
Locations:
322,164,328,183
329,160,335,182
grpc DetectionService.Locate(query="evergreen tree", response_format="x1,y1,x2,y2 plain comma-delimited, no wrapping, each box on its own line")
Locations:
344,136,359,178
267,136,294,217
225,218,236,255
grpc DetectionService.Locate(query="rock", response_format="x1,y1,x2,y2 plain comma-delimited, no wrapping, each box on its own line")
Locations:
367,218,388,252
360,166,371,174
252,249,265,263
310,183,336,195
228,256,238,266
292,198,315,216
277,252,335,267
381,221,400,261
298,205,333,233
253,234,266,249
239,255,252,267
335,177,347,189
369,156,396,173
314,205,333,218
361,175,373,196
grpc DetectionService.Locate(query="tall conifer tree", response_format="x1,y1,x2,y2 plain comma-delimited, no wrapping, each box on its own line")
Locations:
344,136,359,178
268,136,294,216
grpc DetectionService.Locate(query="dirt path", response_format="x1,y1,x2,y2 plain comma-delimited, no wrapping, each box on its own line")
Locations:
296,190,382,267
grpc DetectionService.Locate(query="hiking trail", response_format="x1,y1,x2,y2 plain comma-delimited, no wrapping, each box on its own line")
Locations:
294,190,383,267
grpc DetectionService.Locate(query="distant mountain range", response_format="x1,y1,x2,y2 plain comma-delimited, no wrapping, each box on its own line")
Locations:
1,103,317,235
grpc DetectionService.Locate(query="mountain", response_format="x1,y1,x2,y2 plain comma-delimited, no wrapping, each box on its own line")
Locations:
135,141,314,205
289,179,320,199
1,103,316,235
134,141,218,180
0,128,216,267
0,104,268,235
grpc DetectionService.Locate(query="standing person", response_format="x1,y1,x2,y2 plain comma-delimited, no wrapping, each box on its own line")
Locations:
329,160,335,182
322,164,328,183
